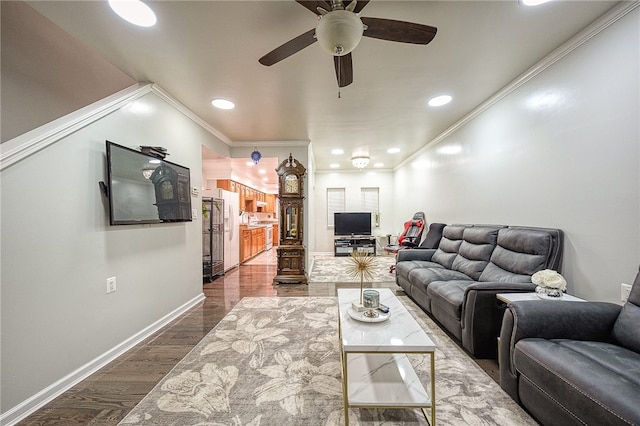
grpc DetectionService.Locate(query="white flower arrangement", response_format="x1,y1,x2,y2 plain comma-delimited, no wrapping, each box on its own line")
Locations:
532,269,567,291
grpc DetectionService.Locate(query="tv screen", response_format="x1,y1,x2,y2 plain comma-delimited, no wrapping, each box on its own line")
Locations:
334,212,372,236
105,141,192,225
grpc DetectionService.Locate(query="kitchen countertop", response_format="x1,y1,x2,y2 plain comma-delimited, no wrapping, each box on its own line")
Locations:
240,224,269,230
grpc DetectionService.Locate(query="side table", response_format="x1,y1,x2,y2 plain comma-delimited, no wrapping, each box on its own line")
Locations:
497,292,586,303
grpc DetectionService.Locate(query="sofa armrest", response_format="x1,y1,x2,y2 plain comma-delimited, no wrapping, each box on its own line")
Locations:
396,248,436,262
498,300,622,401
507,300,622,342
459,282,537,357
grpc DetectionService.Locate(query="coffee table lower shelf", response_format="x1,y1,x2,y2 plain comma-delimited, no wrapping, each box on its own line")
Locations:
345,353,431,406
341,351,435,424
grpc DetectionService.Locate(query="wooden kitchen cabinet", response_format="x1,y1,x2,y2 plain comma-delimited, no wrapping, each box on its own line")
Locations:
240,225,266,263
266,194,276,213
241,229,252,263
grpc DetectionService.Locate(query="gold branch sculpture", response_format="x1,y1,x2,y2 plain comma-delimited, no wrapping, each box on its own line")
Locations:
345,251,377,306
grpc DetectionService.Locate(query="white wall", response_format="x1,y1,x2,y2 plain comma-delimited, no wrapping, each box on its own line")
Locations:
394,9,639,303
0,90,230,413
313,170,396,254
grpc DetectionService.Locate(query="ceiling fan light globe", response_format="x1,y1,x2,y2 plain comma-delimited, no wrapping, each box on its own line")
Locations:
316,10,363,57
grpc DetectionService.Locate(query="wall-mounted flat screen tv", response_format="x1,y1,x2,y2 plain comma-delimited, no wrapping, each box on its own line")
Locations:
334,212,372,236
105,140,192,225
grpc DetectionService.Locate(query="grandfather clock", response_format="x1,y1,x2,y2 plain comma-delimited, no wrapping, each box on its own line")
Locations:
273,154,308,285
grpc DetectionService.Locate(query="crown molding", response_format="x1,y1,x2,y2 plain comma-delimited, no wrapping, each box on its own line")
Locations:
0,83,152,171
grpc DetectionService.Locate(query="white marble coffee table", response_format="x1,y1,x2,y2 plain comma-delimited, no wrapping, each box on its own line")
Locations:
337,288,436,425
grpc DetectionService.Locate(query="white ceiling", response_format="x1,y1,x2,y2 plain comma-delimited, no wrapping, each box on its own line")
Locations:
27,0,618,189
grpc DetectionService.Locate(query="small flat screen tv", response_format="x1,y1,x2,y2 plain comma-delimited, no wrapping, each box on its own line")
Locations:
105,141,192,225
334,212,372,236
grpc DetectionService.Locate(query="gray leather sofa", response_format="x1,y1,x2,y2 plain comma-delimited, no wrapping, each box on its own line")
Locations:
499,269,640,425
395,224,563,358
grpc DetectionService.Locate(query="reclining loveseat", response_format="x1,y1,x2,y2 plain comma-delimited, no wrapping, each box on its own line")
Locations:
395,224,563,358
499,268,640,425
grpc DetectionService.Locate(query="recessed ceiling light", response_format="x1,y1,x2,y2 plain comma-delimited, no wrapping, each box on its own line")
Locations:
262,177,268,182
387,148,400,154
211,98,235,110
108,0,157,27
374,162,384,168
246,161,254,166
520,0,552,5
331,149,344,155
329,163,340,168
258,169,266,174
428,95,452,107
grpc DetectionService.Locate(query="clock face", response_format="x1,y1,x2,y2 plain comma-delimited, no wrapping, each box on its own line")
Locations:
284,174,299,194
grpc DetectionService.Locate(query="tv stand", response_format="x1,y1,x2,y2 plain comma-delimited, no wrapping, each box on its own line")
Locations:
334,236,376,257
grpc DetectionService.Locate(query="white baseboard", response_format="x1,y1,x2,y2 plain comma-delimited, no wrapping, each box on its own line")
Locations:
0,293,206,426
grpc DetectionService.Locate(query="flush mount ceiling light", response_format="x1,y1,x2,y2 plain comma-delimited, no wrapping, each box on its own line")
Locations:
315,8,364,56
351,156,370,169
428,95,452,107
108,0,156,27
211,98,235,110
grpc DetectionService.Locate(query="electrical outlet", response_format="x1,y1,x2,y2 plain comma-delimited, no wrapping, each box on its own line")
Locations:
621,283,632,303
107,277,117,294
192,208,198,219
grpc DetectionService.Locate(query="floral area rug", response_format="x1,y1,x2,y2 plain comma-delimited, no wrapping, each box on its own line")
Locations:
118,296,536,426
309,256,397,283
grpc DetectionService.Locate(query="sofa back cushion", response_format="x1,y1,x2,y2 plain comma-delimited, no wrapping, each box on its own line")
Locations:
432,225,467,269
612,267,640,352
479,228,554,283
451,226,502,280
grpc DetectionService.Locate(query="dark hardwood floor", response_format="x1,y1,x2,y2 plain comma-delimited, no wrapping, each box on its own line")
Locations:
16,251,498,425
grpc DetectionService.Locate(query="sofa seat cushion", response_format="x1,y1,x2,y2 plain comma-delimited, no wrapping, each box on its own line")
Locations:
408,267,473,294
426,280,474,320
396,260,444,284
514,338,640,425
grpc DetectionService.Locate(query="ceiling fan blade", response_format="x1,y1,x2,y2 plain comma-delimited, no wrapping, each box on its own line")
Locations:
344,0,370,14
361,17,437,45
334,54,353,87
259,28,317,66
295,1,332,15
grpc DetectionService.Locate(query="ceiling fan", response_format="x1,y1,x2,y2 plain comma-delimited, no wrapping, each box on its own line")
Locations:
258,0,438,88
